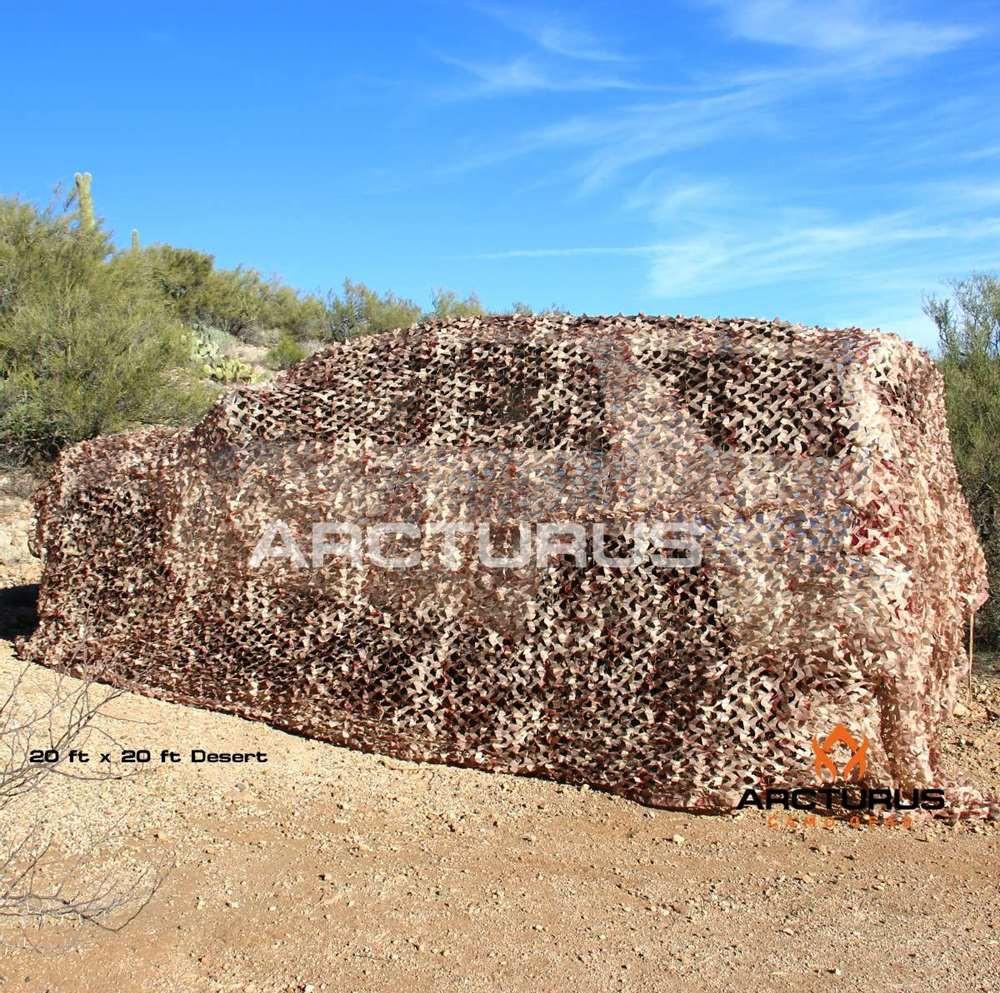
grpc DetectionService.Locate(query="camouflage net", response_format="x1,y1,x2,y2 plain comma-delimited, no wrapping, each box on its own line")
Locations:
18,314,993,815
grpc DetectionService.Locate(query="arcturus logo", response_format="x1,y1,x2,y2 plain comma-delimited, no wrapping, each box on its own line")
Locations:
812,724,868,783
736,725,945,815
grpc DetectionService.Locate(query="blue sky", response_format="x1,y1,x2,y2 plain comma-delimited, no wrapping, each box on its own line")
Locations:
3,1,999,349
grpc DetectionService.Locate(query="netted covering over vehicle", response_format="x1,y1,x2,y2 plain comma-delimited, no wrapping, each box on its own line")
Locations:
18,314,991,814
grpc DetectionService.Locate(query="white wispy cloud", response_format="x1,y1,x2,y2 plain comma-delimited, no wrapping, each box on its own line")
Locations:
647,212,1000,297
963,143,1000,162
624,178,729,223
708,0,977,61
441,1,981,177
470,215,994,266
436,54,654,97
472,244,668,260
461,192,1000,345
436,7,649,96
569,88,778,192
467,206,1000,297
434,4,994,345
441,83,778,187
442,2,980,180
477,4,631,63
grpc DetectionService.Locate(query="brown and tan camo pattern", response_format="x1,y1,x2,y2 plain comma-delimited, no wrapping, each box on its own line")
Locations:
18,314,993,814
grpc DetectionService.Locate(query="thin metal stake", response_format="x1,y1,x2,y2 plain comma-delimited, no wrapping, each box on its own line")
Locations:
968,611,975,703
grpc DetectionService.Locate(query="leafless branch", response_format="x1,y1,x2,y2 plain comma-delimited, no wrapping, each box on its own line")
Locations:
0,635,168,940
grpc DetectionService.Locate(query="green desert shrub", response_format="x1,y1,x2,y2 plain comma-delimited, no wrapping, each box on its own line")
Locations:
925,273,1000,648
0,198,110,315
265,333,308,370
145,245,215,324
430,288,486,319
0,197,211,462
259,283,326,340
147,249,326,343
144,245,264,340
499,301,568,317
194,267,263,340
326,278,422,341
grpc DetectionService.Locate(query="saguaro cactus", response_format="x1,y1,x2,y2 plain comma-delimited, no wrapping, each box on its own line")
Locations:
74,172,94,230
131,229,141,252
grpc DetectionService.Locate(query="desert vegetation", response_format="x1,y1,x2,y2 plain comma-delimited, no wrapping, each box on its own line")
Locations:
0,176,541,465
925,274,1000,647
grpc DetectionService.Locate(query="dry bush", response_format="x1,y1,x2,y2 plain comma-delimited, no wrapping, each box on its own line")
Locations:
0,653,164,938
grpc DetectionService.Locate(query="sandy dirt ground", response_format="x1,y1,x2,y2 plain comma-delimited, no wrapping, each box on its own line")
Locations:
0,492,997,993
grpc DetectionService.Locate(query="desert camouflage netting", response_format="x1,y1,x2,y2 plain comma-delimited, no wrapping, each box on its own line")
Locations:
18,314,993,815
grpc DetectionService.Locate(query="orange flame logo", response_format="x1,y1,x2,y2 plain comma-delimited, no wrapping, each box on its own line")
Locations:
812,725,868,782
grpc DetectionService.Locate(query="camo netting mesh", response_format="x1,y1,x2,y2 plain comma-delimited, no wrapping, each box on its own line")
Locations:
18,314,992,814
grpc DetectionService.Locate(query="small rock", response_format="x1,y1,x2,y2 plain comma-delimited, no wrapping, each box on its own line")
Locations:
671,834,686,846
